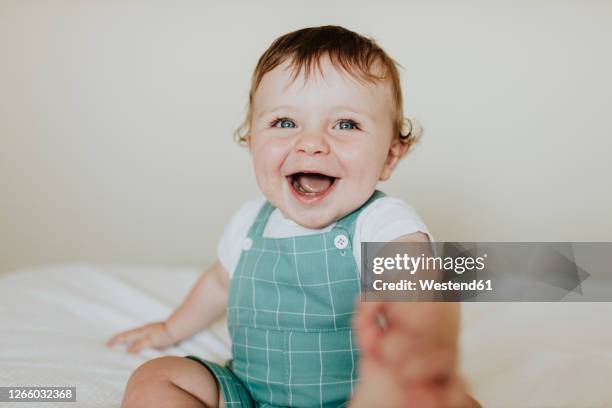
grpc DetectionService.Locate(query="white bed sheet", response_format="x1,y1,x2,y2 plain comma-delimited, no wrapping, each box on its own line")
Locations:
1,264,611,407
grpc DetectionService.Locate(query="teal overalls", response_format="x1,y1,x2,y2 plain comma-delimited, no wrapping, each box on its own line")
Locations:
187,190,385,407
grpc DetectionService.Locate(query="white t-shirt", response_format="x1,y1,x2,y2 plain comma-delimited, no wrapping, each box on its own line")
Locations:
217,195,433,277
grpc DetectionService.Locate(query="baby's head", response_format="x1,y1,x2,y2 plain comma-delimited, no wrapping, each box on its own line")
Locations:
235,25,421,229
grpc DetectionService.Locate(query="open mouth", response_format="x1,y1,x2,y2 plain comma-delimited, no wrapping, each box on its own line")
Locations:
287,172,338,200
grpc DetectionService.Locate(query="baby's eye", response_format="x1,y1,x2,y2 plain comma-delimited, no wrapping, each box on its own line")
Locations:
271,118,296,128
334,119,360,131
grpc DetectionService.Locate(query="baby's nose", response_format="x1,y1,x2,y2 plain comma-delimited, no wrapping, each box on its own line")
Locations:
295,132,330,155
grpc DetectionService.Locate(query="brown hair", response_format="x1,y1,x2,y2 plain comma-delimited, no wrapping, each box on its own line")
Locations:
234,25,421,150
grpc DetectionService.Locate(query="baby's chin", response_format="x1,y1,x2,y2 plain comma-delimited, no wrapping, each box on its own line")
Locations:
264,182,366,229
288,210,339,229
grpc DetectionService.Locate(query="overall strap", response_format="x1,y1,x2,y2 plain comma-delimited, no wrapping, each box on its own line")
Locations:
246,201,276,238
333,189,386,235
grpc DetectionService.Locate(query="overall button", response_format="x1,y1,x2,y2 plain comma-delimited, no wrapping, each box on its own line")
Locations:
334,234,349,250
242,238,252,250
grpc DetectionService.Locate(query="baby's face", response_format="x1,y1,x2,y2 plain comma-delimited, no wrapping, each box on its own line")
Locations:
249,56,400,228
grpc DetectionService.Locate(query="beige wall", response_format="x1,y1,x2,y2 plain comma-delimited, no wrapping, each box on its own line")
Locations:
1,1,611,275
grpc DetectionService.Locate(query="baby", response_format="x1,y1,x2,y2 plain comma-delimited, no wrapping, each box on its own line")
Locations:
108,25,479,408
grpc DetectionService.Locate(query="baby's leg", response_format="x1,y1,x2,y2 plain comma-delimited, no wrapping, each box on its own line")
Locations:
121,356,224,408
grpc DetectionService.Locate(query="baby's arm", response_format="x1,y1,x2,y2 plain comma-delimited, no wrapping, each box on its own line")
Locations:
354,232,480,407
106,260,230,353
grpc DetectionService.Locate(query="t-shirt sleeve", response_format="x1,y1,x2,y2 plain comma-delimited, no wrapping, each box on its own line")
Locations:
357,196,433,243
353,196,433,273
217,197,266,277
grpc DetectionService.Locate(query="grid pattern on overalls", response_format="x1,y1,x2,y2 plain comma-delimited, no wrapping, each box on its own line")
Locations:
188,190,386,408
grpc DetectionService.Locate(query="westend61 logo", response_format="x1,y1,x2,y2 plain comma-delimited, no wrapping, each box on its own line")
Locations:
361,242,612,302
370,252,491,293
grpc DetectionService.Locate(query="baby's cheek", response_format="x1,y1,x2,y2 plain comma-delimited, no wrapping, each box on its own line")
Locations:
344,141,386,175
351,162,382,188
254,141,288,169
252,145,275,173
251,160,276,196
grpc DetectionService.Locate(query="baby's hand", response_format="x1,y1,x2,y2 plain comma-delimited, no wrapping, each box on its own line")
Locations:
352,300,479,407
354,300,462,386
106,321,177,353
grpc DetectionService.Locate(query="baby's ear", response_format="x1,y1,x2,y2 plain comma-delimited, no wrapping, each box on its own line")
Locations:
379,138,410,181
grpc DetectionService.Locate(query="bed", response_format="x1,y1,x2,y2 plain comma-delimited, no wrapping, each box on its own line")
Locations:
1,264,611,407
